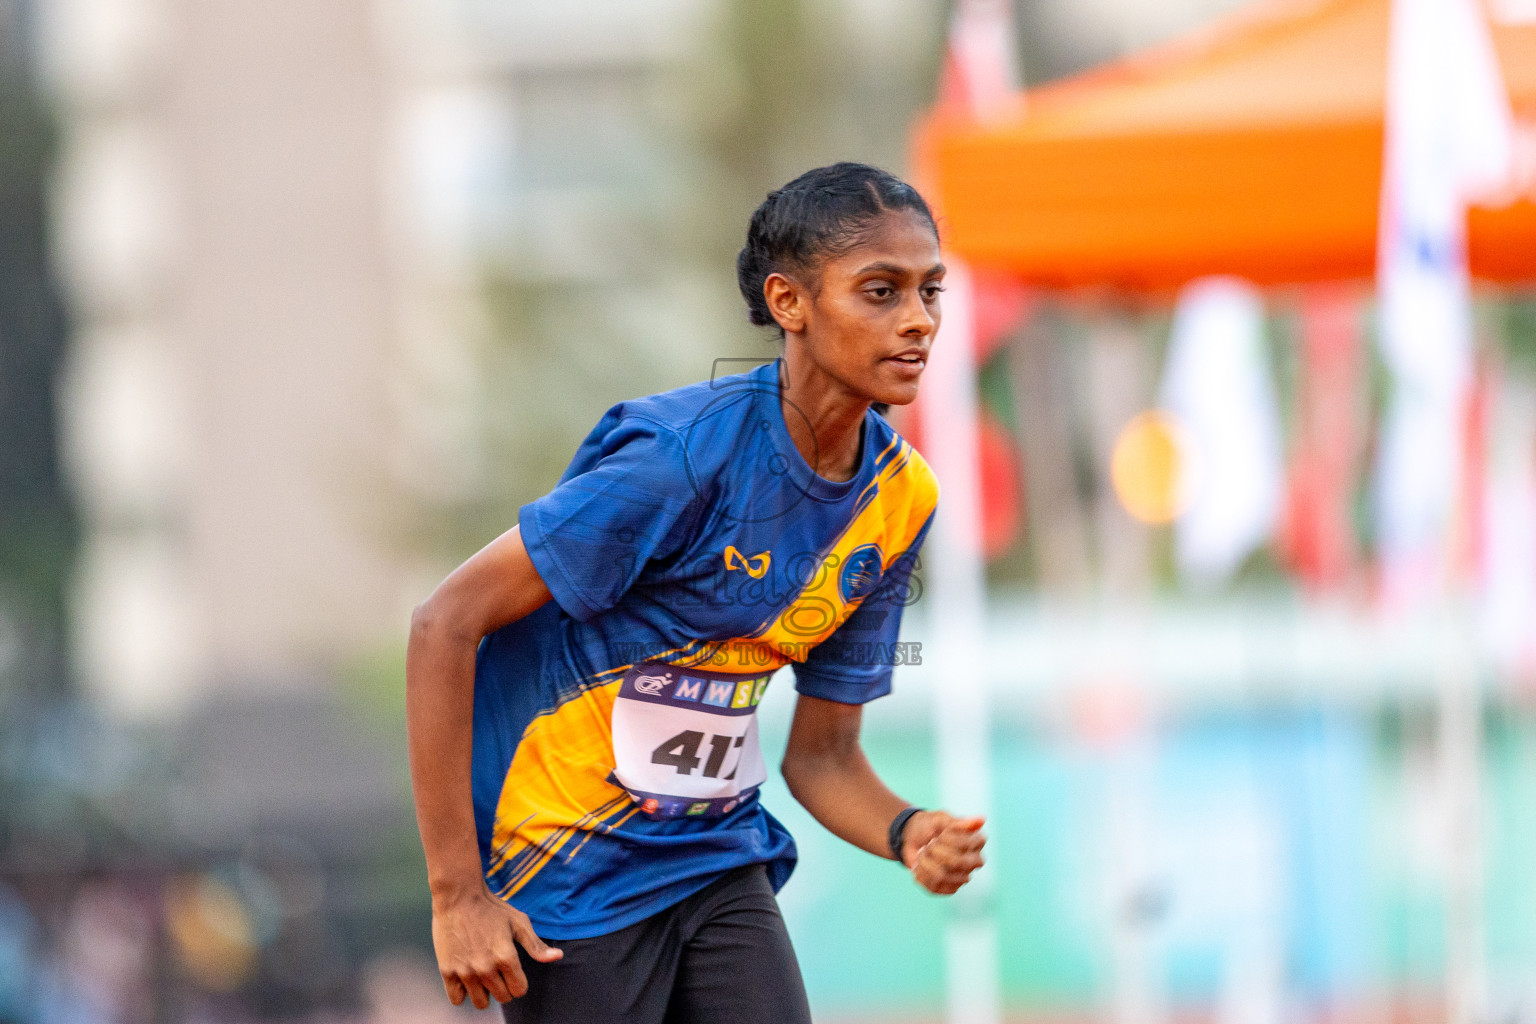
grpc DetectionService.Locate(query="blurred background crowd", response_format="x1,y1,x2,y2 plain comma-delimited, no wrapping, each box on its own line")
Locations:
2,0,1536,1021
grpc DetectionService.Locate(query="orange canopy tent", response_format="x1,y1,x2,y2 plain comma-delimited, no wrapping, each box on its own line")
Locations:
915,0,1536,290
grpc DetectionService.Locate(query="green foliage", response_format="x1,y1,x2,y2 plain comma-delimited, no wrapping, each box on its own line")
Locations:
340,643,409,738
1499,293,1536,373
0,42,75,701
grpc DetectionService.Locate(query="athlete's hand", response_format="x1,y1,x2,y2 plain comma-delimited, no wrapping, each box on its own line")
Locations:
431,884,563,1008
902,811,986,895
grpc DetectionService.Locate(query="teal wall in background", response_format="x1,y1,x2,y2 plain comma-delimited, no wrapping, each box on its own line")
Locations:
1484,714,1536,990
758,704,1536,1019
763,725,947,1018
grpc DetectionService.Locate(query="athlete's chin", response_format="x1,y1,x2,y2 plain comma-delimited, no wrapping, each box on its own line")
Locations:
864,366,923,406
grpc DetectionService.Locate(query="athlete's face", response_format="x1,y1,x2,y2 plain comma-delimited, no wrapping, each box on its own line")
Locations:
767,209,944,407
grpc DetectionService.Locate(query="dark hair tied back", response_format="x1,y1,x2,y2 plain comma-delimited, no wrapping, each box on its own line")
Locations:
736,162,938,332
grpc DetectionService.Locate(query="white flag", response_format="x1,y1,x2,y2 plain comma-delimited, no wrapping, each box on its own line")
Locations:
1374,0,1513,604
1160,277,1284,587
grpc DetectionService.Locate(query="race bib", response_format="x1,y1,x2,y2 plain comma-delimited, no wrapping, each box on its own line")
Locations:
610,662,771,820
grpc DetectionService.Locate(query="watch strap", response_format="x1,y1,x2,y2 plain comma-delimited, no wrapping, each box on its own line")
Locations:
888,806,923,866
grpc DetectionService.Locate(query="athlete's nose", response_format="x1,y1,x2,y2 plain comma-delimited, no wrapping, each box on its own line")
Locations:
897,288,937,338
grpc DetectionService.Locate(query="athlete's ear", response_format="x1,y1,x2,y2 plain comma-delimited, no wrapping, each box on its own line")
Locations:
763,272,807,334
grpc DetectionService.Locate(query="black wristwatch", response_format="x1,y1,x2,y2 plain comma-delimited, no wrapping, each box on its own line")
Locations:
888,806,924,866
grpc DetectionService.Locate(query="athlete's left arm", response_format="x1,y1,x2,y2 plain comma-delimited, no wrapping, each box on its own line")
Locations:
781,694,985,895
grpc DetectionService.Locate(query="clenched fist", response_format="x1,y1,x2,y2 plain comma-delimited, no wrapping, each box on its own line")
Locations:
900,811,986,895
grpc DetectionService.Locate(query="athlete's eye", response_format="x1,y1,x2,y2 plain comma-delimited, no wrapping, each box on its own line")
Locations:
865,285,894,300
922,284,946,300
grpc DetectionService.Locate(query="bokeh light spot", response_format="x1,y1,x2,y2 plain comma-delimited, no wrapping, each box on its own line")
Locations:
165,875,257,991
1110,410,1190,525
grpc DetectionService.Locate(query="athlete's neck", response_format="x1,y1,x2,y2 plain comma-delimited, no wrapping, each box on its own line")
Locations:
777,355,869,484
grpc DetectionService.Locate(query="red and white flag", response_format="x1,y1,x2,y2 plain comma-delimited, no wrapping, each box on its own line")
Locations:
1374,0,1514,606
1281,288,1367,593
938,0,1021,119
905,0,1027,560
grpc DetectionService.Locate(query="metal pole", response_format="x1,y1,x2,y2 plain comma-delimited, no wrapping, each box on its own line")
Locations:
923,258,1001,1024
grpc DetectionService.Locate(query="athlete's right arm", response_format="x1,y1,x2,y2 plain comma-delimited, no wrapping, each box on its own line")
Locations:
406,524,564,1009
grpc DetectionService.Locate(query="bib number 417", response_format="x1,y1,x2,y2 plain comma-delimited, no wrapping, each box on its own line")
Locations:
650,730,747,779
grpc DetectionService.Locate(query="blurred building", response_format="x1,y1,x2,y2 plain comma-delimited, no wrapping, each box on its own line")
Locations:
37,0,770,717
41,0,403,714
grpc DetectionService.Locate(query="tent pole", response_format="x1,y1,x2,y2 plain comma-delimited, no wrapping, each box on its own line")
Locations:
925,257,1002,1024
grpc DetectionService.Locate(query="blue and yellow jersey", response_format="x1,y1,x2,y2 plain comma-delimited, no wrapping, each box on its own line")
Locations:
471,360,938,940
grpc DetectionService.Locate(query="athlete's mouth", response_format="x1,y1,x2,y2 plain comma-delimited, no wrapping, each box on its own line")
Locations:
885,349,928,368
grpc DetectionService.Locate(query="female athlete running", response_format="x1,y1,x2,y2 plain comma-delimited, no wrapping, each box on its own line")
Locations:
407,162,986,1024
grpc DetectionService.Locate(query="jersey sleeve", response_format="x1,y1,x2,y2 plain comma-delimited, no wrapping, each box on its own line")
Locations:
792,512,934,705
518,414,699,622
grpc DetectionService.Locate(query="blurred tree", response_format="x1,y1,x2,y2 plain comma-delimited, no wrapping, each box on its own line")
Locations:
407,0,946,569
0,0,75,705
692,0,945,269
1500,295,1536,374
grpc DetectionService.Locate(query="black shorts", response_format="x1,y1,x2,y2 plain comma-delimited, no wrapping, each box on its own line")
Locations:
499,863,812,1024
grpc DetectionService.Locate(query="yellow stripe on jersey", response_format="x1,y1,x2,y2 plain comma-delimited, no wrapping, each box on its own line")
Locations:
487,679,624,893
679,438,937,672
